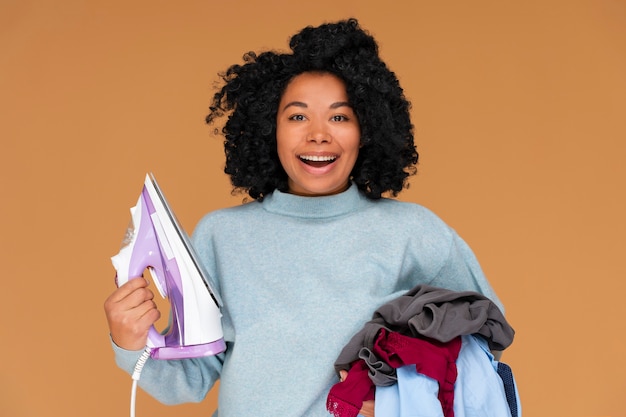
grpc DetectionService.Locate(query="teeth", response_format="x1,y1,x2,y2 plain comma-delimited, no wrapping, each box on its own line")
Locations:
299,155,337,162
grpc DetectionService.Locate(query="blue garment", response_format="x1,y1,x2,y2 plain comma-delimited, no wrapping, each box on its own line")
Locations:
376,365,444,417
497,362,521,417
112,185,502,417
375,335,517,417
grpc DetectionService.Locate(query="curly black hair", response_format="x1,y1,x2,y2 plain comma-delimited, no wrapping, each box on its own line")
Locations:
206,18,418,200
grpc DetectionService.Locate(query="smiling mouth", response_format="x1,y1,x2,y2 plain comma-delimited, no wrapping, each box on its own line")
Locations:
298,154,337,168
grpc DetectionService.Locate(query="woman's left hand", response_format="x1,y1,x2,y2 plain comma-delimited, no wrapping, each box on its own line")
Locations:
339,370,375,417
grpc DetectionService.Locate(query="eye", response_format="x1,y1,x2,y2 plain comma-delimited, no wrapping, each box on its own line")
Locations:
288,114,306,121
331,114,349,122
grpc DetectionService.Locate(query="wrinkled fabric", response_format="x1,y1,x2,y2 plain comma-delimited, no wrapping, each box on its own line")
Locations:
453,335,512,417
334,285,514,375
376,366,444,417
375,335,513,417
327,329,461,417
358,347,396,386
326,360,376,417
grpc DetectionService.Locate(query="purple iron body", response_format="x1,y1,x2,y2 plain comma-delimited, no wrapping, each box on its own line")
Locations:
111,173,226,359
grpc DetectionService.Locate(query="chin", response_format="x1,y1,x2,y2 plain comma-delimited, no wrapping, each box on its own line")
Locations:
289,181,350,197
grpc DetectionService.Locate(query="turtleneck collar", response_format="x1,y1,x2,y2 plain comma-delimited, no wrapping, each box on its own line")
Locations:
261,183,368,219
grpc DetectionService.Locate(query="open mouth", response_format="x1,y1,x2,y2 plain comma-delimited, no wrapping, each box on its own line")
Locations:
298,154,337,168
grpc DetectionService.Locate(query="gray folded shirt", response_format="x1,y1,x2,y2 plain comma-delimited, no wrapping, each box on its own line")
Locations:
334,284,515,378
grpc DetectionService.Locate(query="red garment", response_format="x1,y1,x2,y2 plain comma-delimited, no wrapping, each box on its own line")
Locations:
326,360,375,417
327,329,462,417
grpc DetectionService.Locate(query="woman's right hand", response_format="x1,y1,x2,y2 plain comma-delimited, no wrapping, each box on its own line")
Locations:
104,277,161,351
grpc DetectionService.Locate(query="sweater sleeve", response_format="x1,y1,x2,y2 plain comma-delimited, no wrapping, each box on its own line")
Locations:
428,230,505,314
111,339,223,404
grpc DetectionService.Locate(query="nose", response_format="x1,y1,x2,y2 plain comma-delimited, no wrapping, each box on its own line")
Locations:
306,121,331,144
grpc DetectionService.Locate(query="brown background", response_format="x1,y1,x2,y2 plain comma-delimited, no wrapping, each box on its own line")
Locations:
1,1,625,416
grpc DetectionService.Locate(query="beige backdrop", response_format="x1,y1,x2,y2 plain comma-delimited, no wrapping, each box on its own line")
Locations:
1,1,625,416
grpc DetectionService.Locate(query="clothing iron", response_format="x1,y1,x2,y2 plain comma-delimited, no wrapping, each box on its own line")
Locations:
111,173,226,359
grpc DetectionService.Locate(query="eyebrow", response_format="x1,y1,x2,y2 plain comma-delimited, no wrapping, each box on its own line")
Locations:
281,101,352,111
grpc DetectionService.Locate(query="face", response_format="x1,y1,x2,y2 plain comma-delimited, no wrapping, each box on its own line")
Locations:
276,72,361,197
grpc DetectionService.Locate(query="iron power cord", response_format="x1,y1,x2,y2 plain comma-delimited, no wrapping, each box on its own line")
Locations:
130,348,152,417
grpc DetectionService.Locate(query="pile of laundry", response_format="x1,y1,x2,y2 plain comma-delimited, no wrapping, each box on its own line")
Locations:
327,285,520,417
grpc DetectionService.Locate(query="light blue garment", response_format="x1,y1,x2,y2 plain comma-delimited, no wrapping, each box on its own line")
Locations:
112,185,502,417
375,365,444,417
374,335,515,417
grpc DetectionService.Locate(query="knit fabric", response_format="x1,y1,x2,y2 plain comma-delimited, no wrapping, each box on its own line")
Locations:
112,184,502,417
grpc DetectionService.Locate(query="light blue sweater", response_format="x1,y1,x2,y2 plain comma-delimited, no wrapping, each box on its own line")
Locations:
113,184,502,416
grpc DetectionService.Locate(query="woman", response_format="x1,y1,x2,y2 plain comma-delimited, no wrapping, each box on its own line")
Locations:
104,19,503,417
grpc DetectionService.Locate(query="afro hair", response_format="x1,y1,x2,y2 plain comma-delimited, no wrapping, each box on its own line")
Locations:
206,18,418,200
